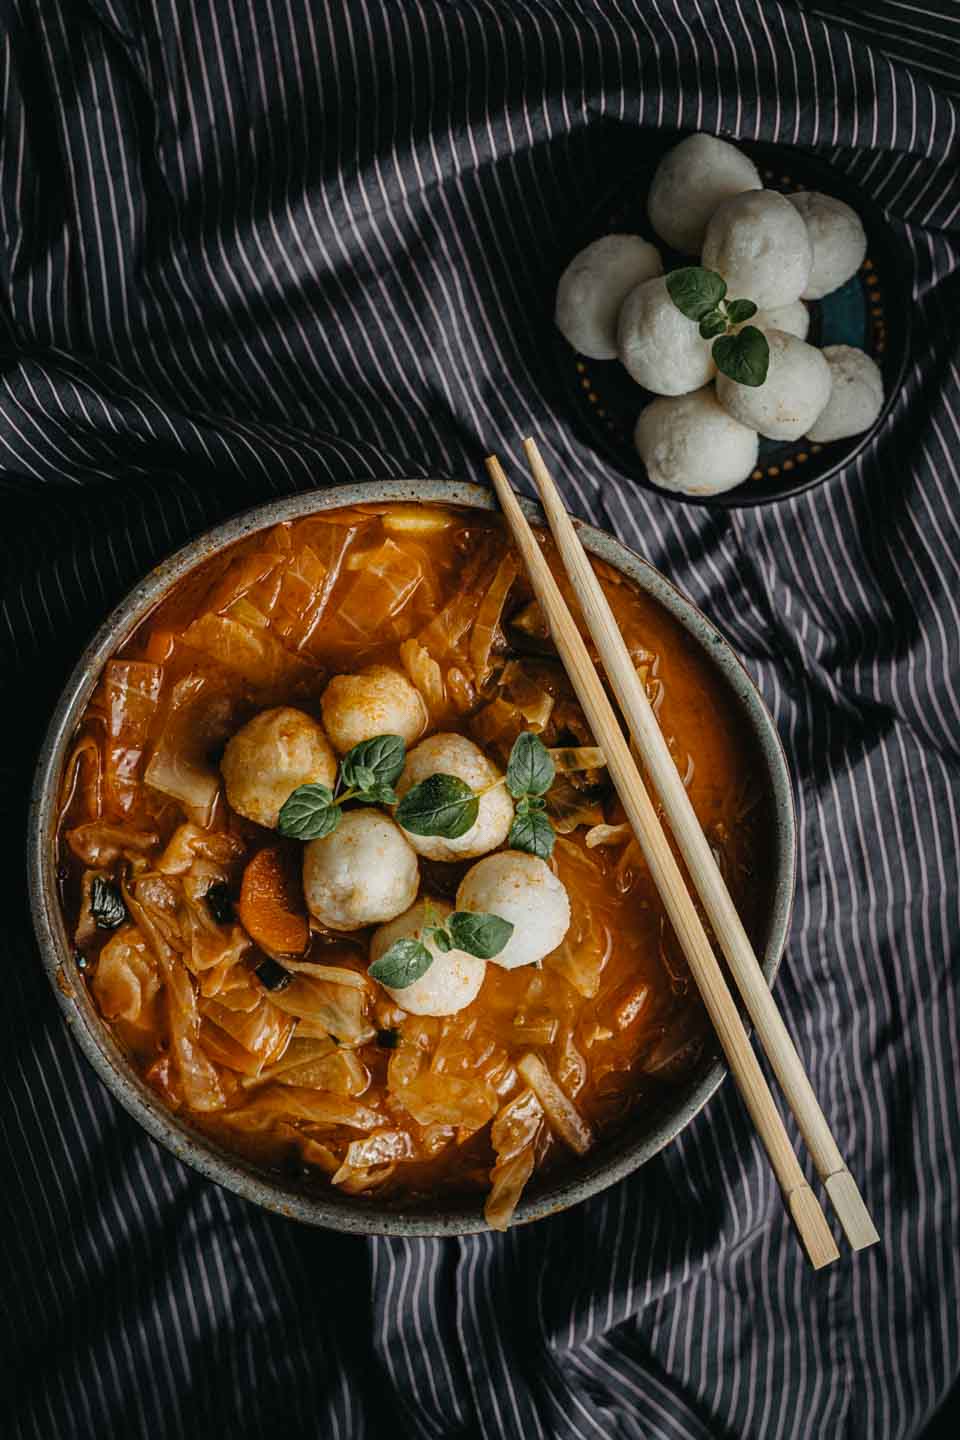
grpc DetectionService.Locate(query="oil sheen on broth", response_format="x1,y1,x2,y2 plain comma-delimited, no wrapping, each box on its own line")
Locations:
57,503,770,1228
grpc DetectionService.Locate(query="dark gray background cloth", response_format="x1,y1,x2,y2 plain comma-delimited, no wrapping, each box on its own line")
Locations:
1,2,958,1436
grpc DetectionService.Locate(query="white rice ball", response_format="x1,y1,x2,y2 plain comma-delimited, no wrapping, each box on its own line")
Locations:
647,134,762,255
702,190,813,309
369,899,486,1017
617,276,717,396
786,192,867,300
321,665,427,754
634,386,759,497
221,707,337,830
303,810,419,931
395,733,514,862
555,235,663,360
749,300,809,341
715,329,832,441
806,345,884,442
456,851,570,971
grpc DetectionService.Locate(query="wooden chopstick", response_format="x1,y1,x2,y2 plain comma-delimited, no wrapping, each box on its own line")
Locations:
486,451,839,1270
520,438,879,1254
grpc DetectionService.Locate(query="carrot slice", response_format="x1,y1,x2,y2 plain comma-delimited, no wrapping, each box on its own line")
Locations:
238,845,309,955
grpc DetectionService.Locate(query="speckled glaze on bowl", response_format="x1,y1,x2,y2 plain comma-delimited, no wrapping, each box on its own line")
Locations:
28,481,796,1235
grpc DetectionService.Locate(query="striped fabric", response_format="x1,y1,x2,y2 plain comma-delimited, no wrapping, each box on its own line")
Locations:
1,1,958,1436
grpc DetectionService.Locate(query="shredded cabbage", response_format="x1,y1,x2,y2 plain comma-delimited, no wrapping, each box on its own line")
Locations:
393,1072,497,1130
58,733,103,825
156,823,244,877
144,672,237,825
484,1088,545,1231
470,552,520,687
122,881,225,1112
500,660,554,730
100,660,163,816
92,926,160,1025
180,612,316,691
399,637,445,715
516,1053,593,1155
201,995,292,1069
234,1085,380,1130
336,538,424,641
66,822,158,866
269,974,375,1046
205,552,284,615
584,823,632,849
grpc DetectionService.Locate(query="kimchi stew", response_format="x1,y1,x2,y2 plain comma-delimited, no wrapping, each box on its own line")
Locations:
57,502,770,1228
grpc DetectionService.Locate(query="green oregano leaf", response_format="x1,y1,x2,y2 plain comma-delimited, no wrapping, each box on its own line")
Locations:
90,877,127,931
724,298,758,325
699,311,728,340
448,910,514,960
431,928,453,954
713,325,770,387
506,732,555,799
396,773,479,838
353,782,399,807
369,937,434,989
278,783,341,840
509,807,556,859
341,734,406,792
666,266,727,322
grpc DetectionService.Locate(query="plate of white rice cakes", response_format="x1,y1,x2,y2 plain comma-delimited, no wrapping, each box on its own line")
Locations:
553,132,909,506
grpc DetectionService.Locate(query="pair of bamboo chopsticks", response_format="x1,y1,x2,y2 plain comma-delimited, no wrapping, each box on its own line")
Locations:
486,439,878,1269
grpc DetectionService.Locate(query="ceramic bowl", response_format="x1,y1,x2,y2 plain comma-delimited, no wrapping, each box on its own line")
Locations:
28,481,796,1234
553,137,910,507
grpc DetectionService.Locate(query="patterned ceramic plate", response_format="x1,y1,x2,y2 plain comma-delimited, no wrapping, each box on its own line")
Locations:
553,138,910,508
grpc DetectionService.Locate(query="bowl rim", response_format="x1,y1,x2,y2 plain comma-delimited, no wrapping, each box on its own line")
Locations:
27,479,797,1235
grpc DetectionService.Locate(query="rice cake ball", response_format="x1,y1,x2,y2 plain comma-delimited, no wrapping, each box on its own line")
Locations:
715,329,832,441
456,852,570,970
395,733,514,862
647,134,762,254
786,192,867,300
221,707,337,829
806,345,884,442
555,235,663,360
634,386,759,497
303,810,419,931
749,300,809,341
321,664,427,754
617,276,717,396
369,899,486,1016
702,190,812,309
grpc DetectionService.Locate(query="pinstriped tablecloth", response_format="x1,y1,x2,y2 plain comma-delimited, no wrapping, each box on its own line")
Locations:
1,2,958,1437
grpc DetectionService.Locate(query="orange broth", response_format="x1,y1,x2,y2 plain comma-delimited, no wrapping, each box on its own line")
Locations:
57,503,771,1220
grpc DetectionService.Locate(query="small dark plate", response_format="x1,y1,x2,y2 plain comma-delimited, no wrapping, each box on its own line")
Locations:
553,137,911,507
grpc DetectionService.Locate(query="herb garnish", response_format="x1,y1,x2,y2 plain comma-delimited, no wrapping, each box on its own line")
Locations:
278,734,408,840
509,797,556,860
392,731,559,857
505,732,557,858
368,906,514,989
395,773,479,839
505,731,555,799
665,266,769,387
90,876,127,931
278,782,340,840
339,733,405,805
